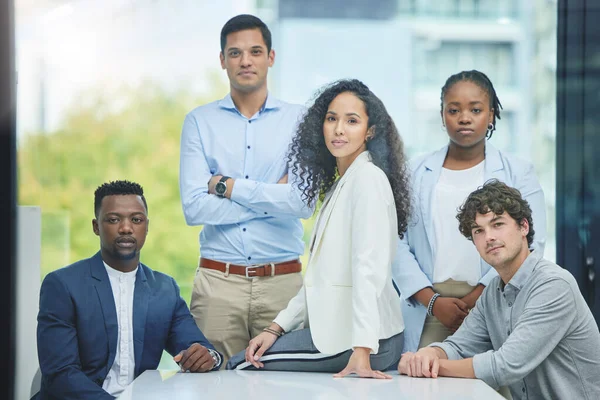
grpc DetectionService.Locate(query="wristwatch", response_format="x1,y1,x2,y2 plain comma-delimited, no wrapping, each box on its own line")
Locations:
215,176,231,197
208,348,222,369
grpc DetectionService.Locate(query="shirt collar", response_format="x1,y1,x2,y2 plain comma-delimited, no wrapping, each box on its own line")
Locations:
103,261,138,280
218,92,282,114
498,249,543,291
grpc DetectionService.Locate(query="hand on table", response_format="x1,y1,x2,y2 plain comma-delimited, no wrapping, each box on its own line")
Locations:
398,348,441,378
173,343,215,373
333,347,391,379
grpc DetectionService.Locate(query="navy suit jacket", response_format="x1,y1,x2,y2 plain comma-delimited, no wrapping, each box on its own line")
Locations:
36,252,216,400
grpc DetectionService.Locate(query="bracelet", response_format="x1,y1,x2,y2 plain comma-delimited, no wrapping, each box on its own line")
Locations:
427,293,440,317
263,327,284,337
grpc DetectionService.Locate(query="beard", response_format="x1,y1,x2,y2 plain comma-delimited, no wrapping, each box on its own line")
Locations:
106,245,138,261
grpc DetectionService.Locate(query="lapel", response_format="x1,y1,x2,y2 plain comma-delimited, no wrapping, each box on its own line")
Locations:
132,265,150,375
90,252,118,369
419,146,447,256
309,151,371,263
483,142,505,180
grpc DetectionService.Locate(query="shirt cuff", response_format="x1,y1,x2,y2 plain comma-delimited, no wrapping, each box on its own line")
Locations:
230,178,256,206
472,351,499,389
207,348,222,371
428,342,461,360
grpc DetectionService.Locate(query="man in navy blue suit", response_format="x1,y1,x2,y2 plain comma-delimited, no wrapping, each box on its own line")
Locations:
36,180,220,399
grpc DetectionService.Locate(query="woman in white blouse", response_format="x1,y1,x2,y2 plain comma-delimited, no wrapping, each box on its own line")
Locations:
226,79,411,378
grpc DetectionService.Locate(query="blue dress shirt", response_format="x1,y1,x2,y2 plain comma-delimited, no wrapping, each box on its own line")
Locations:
179,93,312,265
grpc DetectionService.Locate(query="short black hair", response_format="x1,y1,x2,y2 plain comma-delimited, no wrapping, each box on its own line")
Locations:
456,179,534,247
94,180,147,218
440,70,503,139
220,14,272,53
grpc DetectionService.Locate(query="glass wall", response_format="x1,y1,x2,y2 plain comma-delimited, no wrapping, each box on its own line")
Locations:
15,0,557,307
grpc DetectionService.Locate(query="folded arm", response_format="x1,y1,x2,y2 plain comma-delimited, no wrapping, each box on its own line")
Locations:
179,114,267,226
229,172,314,219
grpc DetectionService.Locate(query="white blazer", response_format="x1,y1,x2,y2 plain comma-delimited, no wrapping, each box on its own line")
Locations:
273,151,404,355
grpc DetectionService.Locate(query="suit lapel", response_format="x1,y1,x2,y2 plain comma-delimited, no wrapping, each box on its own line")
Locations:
309,152,370,262
420,146,447,257
483,143,505,180
90,252,118,370
132,265,149,376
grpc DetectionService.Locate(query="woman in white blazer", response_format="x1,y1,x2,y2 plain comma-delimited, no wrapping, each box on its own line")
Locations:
226,79,411,378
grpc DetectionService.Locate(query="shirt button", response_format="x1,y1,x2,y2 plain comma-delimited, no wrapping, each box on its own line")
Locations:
245,175,249,178
507,330,511,335
248,120,252,123
508,302,513,307
264,212,267,215
243,228,247,232
248,256,252,260
522,388,526,393
247,146,251,149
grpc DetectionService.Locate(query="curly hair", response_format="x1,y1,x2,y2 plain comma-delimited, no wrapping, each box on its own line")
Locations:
456,179,534,247
287,79,411,237
94,180,147,217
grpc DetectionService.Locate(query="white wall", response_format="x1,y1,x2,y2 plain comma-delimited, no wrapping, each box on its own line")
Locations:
16,206,42,400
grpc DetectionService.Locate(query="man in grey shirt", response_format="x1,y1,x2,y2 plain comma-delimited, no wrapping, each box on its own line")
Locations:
398,179,600,400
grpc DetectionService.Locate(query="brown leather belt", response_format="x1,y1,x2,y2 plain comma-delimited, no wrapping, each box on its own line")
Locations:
199,258,302,278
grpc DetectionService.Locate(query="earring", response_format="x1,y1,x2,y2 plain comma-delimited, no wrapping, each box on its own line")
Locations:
486,122,495,139
441,125,447,132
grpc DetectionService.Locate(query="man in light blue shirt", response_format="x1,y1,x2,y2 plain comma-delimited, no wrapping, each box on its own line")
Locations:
179,14,312,366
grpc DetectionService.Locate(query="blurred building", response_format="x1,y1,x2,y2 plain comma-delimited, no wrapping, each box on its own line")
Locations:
259,0,556,260
260,0,537,158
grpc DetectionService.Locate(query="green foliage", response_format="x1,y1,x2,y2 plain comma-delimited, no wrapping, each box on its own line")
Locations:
18,77,315,304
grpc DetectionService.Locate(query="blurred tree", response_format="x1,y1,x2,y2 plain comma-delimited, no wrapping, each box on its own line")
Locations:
18,76,315,304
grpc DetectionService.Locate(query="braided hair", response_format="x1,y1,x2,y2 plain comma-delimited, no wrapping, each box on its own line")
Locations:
440,70,503,139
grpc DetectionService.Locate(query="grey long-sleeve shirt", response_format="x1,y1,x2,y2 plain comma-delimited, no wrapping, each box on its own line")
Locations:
431,250,600,400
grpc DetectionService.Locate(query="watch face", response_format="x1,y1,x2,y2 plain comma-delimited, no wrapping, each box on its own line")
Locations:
215,181,226,195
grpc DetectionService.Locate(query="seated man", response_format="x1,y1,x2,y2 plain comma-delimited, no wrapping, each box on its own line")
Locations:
398,179,600,400
36,180,221,400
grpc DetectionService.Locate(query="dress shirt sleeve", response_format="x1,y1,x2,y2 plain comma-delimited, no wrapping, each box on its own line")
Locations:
179,114,266,225
230,174,314,220
349,170,396,354
392,234,434,306
37,273,115,400
471,278,577,389
165,277,218,359
429,292,493,361
272,285,306,333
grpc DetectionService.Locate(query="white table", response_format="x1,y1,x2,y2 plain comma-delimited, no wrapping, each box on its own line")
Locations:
118,369,504,399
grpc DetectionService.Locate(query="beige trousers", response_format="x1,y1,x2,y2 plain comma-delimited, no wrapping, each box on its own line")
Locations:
190,265,303,368
418,279,476,349
418,279,512,399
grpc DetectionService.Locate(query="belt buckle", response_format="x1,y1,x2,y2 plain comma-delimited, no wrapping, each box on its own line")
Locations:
245,265,263,278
